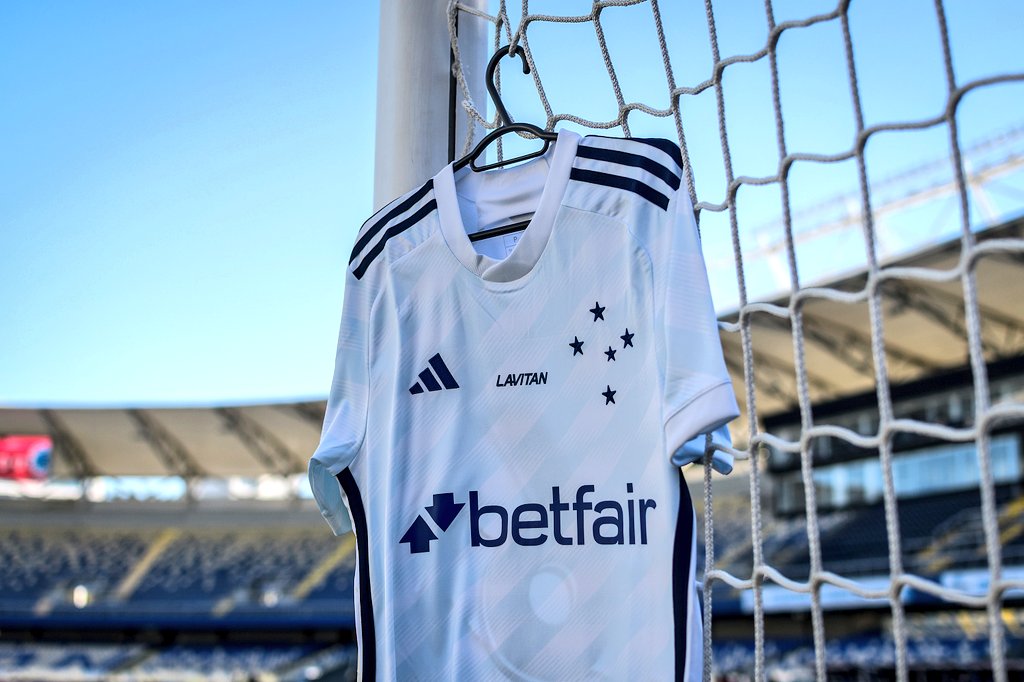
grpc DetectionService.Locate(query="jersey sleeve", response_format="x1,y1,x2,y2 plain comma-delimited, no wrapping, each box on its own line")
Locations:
308,264,375,535
653,172,740,469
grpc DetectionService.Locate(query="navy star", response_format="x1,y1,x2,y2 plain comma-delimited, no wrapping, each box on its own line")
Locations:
604,346,617,362
570,336,585,356
602,385,616,405
589,302,605,321
620,328,634,348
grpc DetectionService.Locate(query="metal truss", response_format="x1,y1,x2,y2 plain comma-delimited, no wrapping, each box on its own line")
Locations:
757,313,940,384
724,343,841,410
287,401,327,427
883,279,1024,360
39,409,99,479
216,407,305,476
126,409,205,480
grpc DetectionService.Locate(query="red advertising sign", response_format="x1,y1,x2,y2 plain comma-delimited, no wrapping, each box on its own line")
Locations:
0,435,52,480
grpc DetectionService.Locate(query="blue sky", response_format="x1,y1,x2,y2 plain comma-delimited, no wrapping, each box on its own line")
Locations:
1,0,1022,407
1,1,377,407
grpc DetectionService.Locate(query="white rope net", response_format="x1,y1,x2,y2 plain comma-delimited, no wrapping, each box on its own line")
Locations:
446,1,1024,679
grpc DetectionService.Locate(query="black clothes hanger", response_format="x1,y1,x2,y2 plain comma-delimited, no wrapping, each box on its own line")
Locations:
454,45,559,174
456,45,560,243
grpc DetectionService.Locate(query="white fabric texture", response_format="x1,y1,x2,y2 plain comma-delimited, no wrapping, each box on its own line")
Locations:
309,129,738,680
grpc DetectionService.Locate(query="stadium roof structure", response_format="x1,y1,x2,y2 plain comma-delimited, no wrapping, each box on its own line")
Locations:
720,216,1024,443
0,402,325,480
0,219,1021,478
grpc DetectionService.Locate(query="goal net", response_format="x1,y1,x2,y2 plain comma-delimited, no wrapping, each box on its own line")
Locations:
445,1,1024,680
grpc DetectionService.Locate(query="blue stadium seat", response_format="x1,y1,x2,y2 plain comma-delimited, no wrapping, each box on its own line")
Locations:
0,527,146,607
0,525,357,623
137,643,318,676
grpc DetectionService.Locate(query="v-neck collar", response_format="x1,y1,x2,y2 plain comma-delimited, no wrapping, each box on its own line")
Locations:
434,128,580,285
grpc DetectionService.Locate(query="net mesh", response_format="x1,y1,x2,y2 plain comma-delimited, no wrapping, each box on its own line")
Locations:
446,1,1024,679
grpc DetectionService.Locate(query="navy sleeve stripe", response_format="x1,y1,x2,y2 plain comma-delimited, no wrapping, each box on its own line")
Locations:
569,168,671,211
576,144,681,192
352,199,438,280
336,468,376,681
349,180,434,265
672,467,694,680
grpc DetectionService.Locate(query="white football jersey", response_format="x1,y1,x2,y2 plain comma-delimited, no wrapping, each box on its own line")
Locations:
308,129,739,681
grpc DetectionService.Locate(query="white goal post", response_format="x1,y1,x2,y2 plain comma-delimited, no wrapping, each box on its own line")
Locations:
374,0,488,210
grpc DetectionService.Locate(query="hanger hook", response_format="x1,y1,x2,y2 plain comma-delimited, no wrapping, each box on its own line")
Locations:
485,45,530,127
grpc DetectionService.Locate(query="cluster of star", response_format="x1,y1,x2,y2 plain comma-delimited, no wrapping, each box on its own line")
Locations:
568,301,635,405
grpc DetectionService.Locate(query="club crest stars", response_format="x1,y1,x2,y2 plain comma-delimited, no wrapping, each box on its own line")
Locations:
568,300,636,404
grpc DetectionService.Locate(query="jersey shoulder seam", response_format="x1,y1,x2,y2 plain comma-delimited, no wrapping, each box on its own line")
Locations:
663,380,733,427
347,179,439,280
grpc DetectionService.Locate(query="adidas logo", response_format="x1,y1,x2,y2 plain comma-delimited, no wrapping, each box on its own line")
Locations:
409,353,460,395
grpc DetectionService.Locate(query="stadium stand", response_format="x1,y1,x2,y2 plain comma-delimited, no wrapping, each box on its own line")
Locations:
128,529,342,608
775,485,1024,579
920,491,1024,573
277,645,359,682
0,642,142,679
0,528,147,608
2,480,1019,678
0,641,359,681
712,634,1024,677
302,554,358,604
134,643,319,677
0,504,357,629
5,486,1018,627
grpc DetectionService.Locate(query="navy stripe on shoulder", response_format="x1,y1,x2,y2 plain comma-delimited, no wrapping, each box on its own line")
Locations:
569,167,671,211
576,144,680,192
632,137,683,170
351,199,438,280
349,180,434,265
336,468,376,681
584,134,683,173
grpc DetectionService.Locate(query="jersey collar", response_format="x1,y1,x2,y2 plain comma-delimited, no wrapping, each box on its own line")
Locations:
434,128,580,284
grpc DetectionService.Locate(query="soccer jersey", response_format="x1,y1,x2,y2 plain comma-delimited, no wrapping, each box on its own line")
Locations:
308,128,739,681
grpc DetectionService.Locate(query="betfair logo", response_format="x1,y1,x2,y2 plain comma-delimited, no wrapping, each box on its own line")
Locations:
399,484,658,554
400,493,464,554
